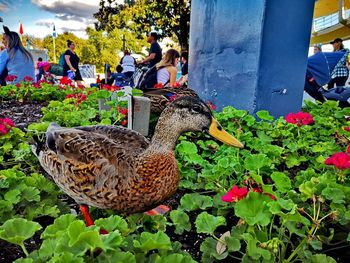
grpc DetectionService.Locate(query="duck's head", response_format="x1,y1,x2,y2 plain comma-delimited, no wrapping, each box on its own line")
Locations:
154,96,244,148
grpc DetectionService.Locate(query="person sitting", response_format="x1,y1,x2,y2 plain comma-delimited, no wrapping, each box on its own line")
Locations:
111,65,127,87
2,26,35,83
156,49,180,87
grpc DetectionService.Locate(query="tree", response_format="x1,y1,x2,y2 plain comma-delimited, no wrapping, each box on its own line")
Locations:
94,0,191,50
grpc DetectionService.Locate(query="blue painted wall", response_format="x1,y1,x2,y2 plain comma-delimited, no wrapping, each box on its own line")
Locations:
189,0,315,117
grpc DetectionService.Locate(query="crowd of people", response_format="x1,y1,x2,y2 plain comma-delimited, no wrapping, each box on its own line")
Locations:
0,27,189,89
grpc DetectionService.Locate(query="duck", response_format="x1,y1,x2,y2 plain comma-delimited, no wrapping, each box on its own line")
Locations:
143,85,199,114
34,96,243,224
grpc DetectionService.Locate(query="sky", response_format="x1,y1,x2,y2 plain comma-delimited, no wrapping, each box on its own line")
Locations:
0,0,116,38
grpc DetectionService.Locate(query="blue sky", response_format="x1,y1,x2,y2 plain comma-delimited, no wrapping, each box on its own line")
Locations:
0,0,102,38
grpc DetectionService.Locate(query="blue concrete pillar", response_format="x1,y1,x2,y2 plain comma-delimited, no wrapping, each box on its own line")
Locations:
189,0,315,117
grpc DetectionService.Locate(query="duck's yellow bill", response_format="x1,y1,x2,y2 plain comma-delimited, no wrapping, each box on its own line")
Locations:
209,118,244,148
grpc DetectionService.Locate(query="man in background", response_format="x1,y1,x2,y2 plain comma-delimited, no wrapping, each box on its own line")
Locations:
139,32,162,68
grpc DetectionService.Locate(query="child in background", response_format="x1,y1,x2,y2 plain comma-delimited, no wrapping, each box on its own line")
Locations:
111,65,127,87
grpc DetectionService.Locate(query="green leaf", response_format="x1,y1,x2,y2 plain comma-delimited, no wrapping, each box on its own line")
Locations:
4,189,21,203
169,210,191,235
235,192,272,226
100,230,124,251
133,231,172,252
67,220,86,246
48,252,84,263
180,193,213,211
95,215,129,235
256,110,274,121
97,251,136,263
155,253,196,263
0,218,41,246
271,172,292,193
311,254,337,263
321,186,345,204
244,154,271,171
225,235,241,252
41,214,76,239
195,212,226,235
14,258,33,263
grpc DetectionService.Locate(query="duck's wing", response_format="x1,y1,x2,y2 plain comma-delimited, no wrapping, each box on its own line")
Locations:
74,125,150,151
38,125,143,207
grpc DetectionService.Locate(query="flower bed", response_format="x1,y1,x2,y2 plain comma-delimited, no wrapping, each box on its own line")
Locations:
0,80,349,262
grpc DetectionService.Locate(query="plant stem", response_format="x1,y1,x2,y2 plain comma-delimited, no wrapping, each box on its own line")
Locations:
285,225,316,263
20,243,29,257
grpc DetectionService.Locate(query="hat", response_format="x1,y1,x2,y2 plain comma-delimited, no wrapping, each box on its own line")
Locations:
3,26,10,36
330,38,343,44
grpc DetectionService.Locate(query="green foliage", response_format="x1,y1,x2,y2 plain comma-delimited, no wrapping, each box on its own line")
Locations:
94,0,190,49
0,168,66,224
0,218,42,256
1,87,350,262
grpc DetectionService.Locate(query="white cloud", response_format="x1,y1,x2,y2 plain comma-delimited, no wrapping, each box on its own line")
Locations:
31,0,101,38
32,0,100,18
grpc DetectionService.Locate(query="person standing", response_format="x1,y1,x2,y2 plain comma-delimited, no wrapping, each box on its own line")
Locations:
63,40,83,85
139,32,162,68
2,26,35,84
120,49,136,78
328,38,349,88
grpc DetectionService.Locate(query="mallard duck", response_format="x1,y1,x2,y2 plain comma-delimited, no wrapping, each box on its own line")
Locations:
143,86,199,114
34,96,243,223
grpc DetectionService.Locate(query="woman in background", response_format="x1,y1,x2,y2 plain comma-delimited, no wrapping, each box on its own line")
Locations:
2,26,35,83
156,49,180,87
63,40,83,85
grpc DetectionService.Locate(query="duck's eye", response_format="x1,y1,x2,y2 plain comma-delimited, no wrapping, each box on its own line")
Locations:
192,104,201,113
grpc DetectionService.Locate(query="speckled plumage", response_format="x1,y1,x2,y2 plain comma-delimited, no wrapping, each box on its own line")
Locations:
35,96,241,214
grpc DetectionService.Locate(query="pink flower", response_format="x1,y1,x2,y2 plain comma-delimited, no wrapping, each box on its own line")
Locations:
285,112,314,126
0,118,15,135
1,118,15,127
0,124,9,135
325,152,350,169
221,185,248,202
344,127,350,132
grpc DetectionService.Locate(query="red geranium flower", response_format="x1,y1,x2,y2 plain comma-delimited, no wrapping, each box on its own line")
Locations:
171,82,181,88
154,83,164,89
221,185,248,202
344,127,350,132
23,76,34,82
117,106,128,115
59,76,73,85
285,112,314,126
121,120,128,127
5,74,17,82
325,152,350,169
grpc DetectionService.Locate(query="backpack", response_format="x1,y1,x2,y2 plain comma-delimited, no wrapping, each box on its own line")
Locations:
58,53,65,67
138,65,158,90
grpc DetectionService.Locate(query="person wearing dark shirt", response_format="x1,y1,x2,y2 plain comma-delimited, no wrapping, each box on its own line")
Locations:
63,40,83,85
139,32,162,67
181,51,188,75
